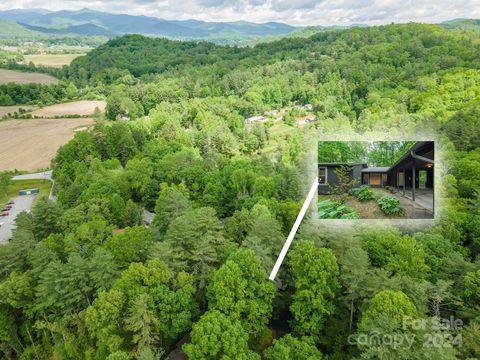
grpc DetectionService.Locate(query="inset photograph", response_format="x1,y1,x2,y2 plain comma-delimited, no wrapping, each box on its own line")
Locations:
318,141,434,219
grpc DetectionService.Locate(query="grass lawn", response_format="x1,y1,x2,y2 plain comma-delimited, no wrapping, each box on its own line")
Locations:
261,123,298,153
0,179,52,208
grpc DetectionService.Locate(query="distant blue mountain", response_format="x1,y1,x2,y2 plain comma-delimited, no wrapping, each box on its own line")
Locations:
0,8,299,40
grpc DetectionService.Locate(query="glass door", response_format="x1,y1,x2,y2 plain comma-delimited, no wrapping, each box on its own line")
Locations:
397,172,404,186
419,170,427,189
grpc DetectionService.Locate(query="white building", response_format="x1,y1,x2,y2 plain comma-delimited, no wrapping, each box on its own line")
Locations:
245,115,268,124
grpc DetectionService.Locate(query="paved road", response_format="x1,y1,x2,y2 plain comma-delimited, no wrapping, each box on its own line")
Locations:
0,194,36,243
12,170,52,182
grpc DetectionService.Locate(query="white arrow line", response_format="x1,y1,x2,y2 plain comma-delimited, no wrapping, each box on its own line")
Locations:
269,177,318,281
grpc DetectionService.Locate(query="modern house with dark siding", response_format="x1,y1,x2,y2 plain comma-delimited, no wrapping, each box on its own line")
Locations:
318,163,367,194
318,141,434,206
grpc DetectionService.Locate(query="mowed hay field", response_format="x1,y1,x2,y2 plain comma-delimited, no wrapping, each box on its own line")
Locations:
0,69,58,85
23,54,85,68
31,100,107,117
0,118,95,171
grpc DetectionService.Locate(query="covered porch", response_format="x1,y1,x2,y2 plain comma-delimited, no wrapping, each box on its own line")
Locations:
398,188,434,214
387,141,434,214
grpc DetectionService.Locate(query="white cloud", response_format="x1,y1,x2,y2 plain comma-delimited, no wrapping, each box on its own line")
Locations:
0,0,479,25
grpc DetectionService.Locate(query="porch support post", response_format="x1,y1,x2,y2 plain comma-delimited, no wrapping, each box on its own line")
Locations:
403,168,406,196
412,159,416,202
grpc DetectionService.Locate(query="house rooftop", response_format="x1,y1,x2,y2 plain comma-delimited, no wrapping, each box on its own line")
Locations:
388,141,434,170
318,162,367,166
361,167,390,173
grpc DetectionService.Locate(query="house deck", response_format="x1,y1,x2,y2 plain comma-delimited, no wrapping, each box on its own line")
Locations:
391,188,434,218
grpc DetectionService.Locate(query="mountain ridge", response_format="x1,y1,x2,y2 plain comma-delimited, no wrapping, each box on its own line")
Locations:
0,8,300,41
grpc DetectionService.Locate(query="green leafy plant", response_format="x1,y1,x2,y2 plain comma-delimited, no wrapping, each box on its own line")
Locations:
385,185,396,193
349,185,375,201
318,199,359,219
377,196,403,215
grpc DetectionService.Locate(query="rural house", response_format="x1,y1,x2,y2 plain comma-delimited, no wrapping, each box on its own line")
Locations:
318,141,434,208
245,115,267,124
296,114,316,126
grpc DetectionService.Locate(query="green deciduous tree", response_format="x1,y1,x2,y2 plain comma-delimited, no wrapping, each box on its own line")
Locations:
0,171,12,200
464,269,480,304
183,310,260,360
105,226,153,268
264,334,322,360
360,227,430,279
207,249,276,336
357,289,458,360
85,260,197,356
288,241,340,340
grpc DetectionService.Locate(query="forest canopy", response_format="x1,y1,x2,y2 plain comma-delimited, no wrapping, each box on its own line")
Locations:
1,22,480,360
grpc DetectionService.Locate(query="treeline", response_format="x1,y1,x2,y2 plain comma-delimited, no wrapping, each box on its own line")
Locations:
317,141,416,167
0,83,65,106
0,80,86,106
67,23,480,87
1,59,66,78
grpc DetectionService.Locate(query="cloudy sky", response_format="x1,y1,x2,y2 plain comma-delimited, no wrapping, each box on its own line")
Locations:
1,0,480,26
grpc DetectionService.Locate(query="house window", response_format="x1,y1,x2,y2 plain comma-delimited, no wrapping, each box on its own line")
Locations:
319,167,327,185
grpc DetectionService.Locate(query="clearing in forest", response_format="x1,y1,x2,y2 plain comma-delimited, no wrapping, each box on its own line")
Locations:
0,69,59,85
31,100,106,117
0,118,95,171
23,54,85,68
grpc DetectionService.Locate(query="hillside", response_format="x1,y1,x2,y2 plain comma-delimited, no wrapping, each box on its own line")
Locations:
441,18,480,31
0,19,107,47
0,19,40,37
67,23,480,84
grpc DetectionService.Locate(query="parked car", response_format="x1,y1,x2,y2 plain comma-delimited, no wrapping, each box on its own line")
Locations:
7,201,14,205
1,208,9,212
4,205,12,209
0,222,3,228
0,212,9,217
